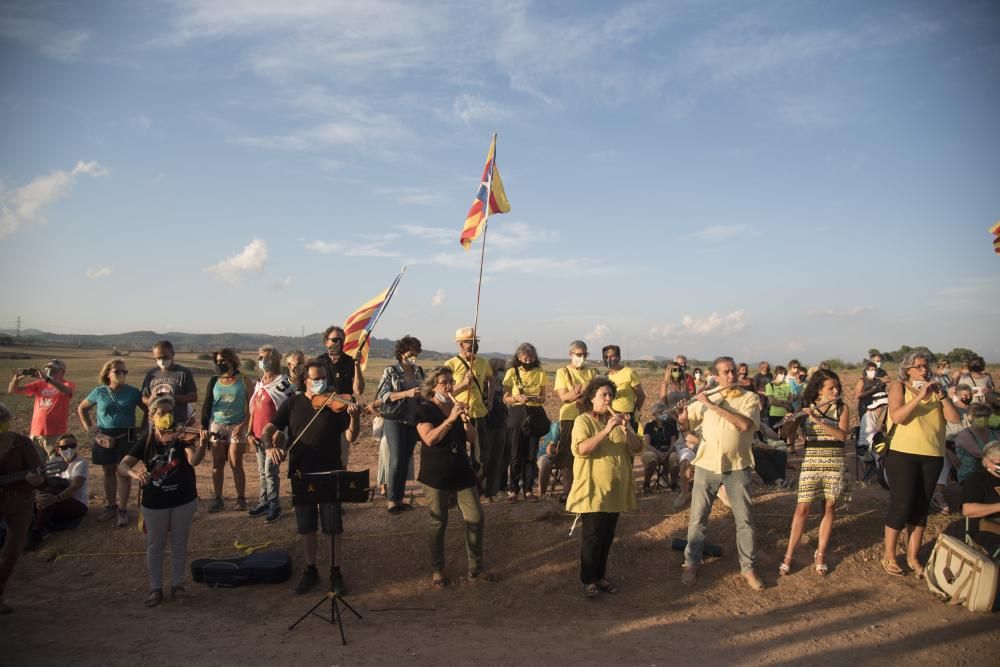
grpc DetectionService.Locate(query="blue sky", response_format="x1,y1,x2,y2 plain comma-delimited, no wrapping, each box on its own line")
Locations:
1,0,998,363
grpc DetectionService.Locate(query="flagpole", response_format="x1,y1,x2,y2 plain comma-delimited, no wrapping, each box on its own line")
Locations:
354,265,406,362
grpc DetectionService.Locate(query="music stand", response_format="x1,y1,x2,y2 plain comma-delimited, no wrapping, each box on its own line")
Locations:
287,469,372,644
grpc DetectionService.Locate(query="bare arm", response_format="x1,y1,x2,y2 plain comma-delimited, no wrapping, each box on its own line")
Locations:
345,406,361,443
633,384,646,414
353,361,365,396
44,374,72,396
77,398,95,432
962,502,1000,519
888,381,925,425
939,394,961,424
186,441,208,466
416,404,467,447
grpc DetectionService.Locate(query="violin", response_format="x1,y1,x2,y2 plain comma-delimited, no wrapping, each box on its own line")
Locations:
310,392,363,412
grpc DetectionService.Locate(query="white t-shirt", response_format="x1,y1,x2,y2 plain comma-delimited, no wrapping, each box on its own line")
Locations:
59,458,89,504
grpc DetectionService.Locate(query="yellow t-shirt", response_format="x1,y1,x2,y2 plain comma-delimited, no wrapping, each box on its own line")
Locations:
608,366,642,413
566,413,639,514
553,366,598,422
886,385,945,457
443,355,491,419
502,367,548,407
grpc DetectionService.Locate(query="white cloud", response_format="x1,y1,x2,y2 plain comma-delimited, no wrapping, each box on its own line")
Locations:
86,266,112,279
270,275,294,290
0,13,90,62
805,306,873,318
450,94,506,124
585,324,611,346
690,224,758,241
430,289,445,307
0,160,108,240
489,222,559,249
131,114,152,132
205,239,268,281
375,188,444,206
396,224,454,243
304,238,401,258
649,310,747,340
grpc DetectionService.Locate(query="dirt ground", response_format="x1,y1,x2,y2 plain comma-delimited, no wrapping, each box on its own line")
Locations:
4,370,999,666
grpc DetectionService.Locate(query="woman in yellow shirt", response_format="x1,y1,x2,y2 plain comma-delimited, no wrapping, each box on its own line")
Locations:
550,340,598,502
502,343,549,502
882,352,962,577
566,377,644,598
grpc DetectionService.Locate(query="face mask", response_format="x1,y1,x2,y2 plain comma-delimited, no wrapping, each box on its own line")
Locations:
874,361,882,368
570,355,586,369
402,355,417,367
989,415,1000,429
694,373,702,379
972,417,990,429
670,371,680,379
258,359,268,372
775,375,785,383
959,397,972,405
434,391,451,403
156,358,171,370
970,362,985,373
60,446,78,462
215,361,231,374
866,370,876,379
153,413,174,432
604,357,617,369
310,379,327,394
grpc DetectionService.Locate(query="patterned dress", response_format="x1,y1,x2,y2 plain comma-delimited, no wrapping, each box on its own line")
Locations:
796,403,846,503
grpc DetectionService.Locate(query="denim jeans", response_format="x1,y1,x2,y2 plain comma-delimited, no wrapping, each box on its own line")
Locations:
421,484,483,573
384,419,418,503
254,441,281,508
684,466,756,571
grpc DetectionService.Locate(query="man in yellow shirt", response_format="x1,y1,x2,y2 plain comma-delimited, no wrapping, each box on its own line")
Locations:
444,327,494,471
602,345,645,426
677,356,764,591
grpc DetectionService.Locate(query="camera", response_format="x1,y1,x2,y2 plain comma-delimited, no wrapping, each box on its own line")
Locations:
16,367,40,377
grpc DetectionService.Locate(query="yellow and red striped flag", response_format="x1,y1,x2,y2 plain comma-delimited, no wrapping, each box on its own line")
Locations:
460,134,510,250
991,221,1000,255
342,269,405,371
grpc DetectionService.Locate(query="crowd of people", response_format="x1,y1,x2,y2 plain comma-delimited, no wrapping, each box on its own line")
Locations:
1,332,999,613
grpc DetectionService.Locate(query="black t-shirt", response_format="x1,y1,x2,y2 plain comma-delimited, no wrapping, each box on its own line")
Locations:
129,436,198,510
643,418,678,452
271,394,348,477
415,401,477,491
141,364,199,423
752,373,773,394
961,466,1000,541
319,354,356,395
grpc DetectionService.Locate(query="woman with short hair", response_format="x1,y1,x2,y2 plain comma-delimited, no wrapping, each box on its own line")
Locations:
414,367,492,587
201,347,254,512
881,352,962,577
566,377,644,598
552,340,597,502
77,358,146,527
377,335,425,513
502,343,549,502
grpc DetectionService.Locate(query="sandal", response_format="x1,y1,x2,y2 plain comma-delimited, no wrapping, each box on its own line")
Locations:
596,579,618,594
778,554,794,576
907,560,925,579
144,589,163,608
431,574,448,589
524,492,538,503
814,550,828,575
582,583,600,599
880,557,903,576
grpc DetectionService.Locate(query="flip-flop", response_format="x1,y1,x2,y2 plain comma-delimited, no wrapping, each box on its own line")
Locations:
596,579,618,594
583,583,600,599
880,558,903,576
907,560,925,579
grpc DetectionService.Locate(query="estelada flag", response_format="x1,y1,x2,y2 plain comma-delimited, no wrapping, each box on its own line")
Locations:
342,270,404,371
460,134,510,250
991,221,1000,255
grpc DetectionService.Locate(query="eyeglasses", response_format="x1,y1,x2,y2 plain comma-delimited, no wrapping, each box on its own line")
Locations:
911,364,929,370
327,337,344,343
111,369,128,375
438,379,455,386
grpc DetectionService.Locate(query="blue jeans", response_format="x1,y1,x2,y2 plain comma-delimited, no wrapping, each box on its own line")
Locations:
684,466,756,571
384,419,418,503
254,442,281,508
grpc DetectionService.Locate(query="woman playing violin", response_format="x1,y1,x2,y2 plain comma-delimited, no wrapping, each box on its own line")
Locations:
119,394,208,607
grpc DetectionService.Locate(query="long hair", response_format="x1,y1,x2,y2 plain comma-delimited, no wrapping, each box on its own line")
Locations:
801,369,843,408
98,358,127,385
421,366,453,400
213,347,241,373
510,342,541,370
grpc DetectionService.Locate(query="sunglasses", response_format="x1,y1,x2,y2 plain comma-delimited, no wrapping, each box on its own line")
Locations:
111,369,128,375
57,443,77,450
327,337,344,343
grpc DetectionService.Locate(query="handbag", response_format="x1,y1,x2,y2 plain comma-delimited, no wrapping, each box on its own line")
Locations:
512,366,550,438
926,533,998,613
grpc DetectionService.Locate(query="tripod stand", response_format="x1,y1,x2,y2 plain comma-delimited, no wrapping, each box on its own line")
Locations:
289,591,363,644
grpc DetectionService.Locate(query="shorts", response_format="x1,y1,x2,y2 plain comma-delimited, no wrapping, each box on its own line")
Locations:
92,428,137,466
209,421,247,446
294,502,343,535
676,447,696,464
640,448,669,466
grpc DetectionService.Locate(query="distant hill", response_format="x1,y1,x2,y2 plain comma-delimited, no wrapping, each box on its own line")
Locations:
0,328,508,361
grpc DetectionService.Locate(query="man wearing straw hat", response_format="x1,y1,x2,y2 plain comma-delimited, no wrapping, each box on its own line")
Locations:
445,327,494,472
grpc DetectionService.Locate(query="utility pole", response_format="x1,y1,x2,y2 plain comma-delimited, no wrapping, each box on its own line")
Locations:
16,316,21,343
301,325,304,338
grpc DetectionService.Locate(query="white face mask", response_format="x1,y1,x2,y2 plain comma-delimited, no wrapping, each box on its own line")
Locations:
310,379,327,394
874,361,882,368
402,355,417,367
866,370,876,379
156,358,171,370
258,359,267,371
570,354,586,369
60,446,78,462
434,391,451,403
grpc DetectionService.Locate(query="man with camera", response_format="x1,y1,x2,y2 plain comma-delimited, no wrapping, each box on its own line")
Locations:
7,359,75,457
261,359,361,595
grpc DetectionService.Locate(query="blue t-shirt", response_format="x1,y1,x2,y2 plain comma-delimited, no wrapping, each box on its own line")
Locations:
86,384,143,429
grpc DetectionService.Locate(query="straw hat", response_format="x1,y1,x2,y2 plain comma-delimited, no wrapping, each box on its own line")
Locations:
454,326,480,342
